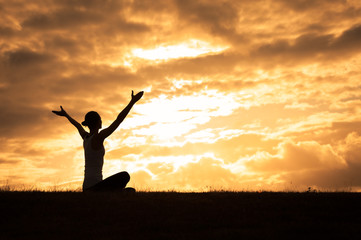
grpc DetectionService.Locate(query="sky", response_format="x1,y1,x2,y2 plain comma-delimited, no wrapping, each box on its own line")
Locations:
1,0,361,191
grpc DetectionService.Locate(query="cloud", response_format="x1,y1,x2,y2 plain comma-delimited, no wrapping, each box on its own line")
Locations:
129,155,241,191
0,158,20,165
174,0,244,44
4,48,56,66
245,141,346,172
277,0,346,12
0,26,17,37
239,133,361,190
252,24,361,66
169,156,239,191
22,10,103,30
334,24,361,50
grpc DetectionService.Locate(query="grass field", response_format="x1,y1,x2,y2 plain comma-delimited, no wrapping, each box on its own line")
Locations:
1,191,361,239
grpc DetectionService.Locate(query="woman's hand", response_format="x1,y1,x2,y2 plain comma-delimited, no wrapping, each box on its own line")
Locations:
52,106,68,117
52,106,87,138
131,90,144,103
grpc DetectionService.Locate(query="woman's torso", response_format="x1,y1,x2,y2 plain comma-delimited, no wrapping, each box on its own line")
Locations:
83,134,105,189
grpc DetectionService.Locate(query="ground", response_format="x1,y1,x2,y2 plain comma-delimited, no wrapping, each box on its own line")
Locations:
1,191,361,239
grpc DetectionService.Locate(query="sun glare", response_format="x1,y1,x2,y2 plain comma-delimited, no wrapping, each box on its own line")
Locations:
128,90,241,144
132,40,228,60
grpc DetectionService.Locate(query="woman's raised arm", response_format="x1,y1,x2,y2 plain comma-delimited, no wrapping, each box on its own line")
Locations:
52,106,88,139
99,91,143,140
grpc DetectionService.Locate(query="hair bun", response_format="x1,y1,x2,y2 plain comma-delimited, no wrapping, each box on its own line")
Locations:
83,111,101,129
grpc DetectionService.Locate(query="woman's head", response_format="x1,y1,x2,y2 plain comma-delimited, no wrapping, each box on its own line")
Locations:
82,111,102,129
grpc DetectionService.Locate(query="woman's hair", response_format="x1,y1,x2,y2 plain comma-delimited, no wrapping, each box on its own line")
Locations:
82,111,101,129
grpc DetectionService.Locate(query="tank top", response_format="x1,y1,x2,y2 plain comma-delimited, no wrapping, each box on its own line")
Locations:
82,134,105,190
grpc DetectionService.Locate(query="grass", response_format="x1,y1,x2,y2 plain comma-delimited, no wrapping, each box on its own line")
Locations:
1,191,361,239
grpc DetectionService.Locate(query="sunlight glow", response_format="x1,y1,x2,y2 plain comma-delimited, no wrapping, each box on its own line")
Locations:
132,39,228,60
129,90,241,143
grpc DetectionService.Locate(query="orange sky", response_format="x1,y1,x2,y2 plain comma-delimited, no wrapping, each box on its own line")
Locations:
1,0,361,191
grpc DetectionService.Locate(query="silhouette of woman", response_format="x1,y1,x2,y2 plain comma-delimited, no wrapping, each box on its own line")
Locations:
52,90,144,192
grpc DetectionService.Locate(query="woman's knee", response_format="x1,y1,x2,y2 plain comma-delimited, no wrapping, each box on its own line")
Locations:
118,171,130,182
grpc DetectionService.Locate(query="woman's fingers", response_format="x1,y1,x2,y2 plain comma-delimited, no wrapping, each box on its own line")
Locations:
52,106,66,116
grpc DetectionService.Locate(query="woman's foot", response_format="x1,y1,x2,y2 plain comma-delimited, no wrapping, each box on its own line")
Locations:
122,187,136,194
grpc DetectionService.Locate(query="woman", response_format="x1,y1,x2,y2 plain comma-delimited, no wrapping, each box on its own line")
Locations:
52,90,144,192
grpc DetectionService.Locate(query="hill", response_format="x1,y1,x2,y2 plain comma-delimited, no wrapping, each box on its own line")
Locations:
1,191,361,239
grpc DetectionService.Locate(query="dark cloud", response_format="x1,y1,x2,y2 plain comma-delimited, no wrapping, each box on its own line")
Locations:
0,26,17,37
4,48,56,66
277,0,346,12
20,0,150,40
252,24,361,65
175,0,246,44
22,11,103,30
0,158,20,164
43,35,92,58
175,0,239,30
130,0,172,13
330,121,361,141
0,103,51,137
334,24,361,50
